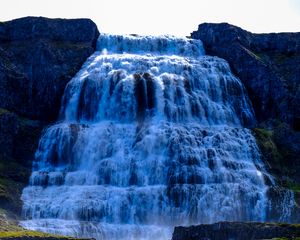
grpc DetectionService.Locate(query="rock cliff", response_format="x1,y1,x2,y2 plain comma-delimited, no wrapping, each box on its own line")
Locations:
0,17,300,239
0,17,99,219
0,17,99,121
191,23,300,128
191,23,300,195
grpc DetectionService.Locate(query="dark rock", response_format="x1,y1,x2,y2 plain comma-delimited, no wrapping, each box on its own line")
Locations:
0,108,44,166
191,23,300,127
192,23,300,204
266,186,300,223
12,118,47,167
0,111,45,218
252,124,300,184
0,109,19,157
0,17,99,121
172,221,300,240
0,16,99,220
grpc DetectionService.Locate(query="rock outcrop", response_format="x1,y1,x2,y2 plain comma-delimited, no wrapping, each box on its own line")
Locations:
0,17,99,121
191,23,300,190
191,23,300,128
172,222,300,240
0,17,99,219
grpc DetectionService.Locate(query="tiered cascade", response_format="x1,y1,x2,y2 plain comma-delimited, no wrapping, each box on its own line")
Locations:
21,34,273,240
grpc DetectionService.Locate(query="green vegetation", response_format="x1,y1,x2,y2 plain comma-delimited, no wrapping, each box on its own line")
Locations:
253,125,300,196
0,219,90,239
252,52,267,64
283,181,300,193
0,108,10,115
252,127,284,168
0,153,31,219
0,108,43,219
0,230,78,239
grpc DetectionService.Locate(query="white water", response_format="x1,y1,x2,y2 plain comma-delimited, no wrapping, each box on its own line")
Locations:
21,34,273,240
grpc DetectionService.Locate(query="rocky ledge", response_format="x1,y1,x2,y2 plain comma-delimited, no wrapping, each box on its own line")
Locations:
172,222,300,240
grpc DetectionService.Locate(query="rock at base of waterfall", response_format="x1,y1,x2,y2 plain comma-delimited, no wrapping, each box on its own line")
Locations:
172,221,300,240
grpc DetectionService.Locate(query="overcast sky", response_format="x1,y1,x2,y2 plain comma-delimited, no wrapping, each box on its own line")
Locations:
1,0,300,36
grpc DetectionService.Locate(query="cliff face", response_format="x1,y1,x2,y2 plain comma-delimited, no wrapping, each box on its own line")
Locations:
191,23,300,127
191,23,300,192
0,17,99,121
0,17,99,219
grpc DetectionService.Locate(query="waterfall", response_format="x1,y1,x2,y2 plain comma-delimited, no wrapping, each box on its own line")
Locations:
21,34,275,240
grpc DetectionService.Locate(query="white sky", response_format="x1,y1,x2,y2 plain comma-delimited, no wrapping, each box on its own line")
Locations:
1,0,300,36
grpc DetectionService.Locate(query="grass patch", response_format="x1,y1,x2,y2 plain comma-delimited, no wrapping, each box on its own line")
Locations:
0,230,78,239
253,128,273,137
0,219,91,239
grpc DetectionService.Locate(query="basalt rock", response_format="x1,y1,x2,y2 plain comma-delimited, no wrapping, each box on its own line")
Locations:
0,18,99,218
191,23,300,191
0,109,19,157
172,221,300,240
0,17,99,121
191,23,300,129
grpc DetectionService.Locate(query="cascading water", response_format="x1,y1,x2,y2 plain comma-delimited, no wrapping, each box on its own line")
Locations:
21,34,276,240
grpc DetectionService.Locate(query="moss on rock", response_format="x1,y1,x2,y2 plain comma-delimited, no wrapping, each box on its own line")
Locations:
253,121,300,185
252,127,286,175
